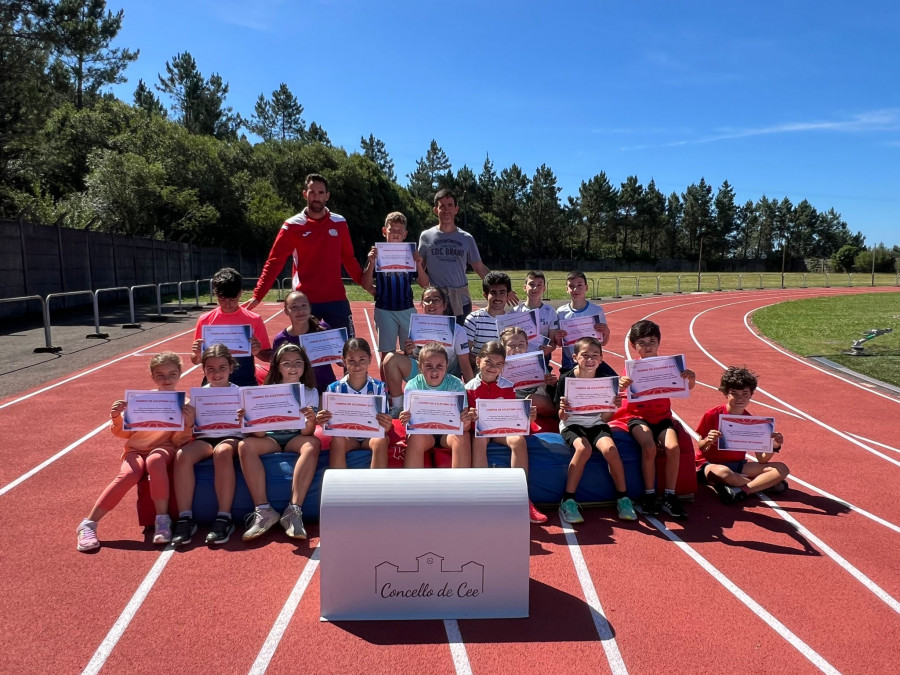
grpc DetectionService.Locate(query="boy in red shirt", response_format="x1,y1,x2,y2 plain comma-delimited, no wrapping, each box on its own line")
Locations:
695,366,789,503
615,320,694,519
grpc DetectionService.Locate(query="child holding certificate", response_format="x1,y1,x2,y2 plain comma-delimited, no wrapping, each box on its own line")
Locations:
361,212,430,364
172,345,245,546
695,367,789,503
316,338,392,469
499,326,557,418
399,343,474,468
614,320,694,520
272,290,337,393
192,267,272,387
76,352,195,552
556,271,611,371
553,337,634,524
239,343,321,541
465,342,546,524
383,286,474,416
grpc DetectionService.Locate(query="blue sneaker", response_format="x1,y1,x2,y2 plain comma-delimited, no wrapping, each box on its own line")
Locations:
558,498,584,524
616,496,637,521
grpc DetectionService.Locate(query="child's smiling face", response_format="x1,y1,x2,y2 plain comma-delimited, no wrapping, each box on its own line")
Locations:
485,284,508,313
284,293,311,326
421,289,446,315
344,348,371,377
151,363,181,390
203,356,233,386
504,334,528,356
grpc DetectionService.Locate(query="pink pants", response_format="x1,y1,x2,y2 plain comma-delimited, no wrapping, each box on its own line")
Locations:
95,448,174,512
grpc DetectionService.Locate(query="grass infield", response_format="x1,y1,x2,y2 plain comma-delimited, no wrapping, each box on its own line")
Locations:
751,293,900,388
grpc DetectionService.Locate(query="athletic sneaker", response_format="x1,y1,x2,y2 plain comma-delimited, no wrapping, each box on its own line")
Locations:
616,496,637,521
243,505,280,541
280,504,307,539
153,515,172,545
529,501,548,524
769,479,789,494
76,523,99,552
171,516,197,546
558,498,584,524
205,516,235,545
389,403,403,419
641,493,659,516
661,493,688,520
715,484,747,504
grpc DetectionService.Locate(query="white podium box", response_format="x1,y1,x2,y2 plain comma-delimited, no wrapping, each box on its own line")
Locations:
320,468,530,621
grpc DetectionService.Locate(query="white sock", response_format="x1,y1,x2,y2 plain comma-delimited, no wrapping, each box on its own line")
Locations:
258,503,271,511
79,518,97,530
217,511,231,519
178,510,192,519
391,396,402,407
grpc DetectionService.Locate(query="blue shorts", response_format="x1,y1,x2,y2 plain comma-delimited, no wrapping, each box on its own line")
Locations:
374,306,416,352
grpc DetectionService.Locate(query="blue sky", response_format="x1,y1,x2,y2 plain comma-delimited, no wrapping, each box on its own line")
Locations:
108,1,900,247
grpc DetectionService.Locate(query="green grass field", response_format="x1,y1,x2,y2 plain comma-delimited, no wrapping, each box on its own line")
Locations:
259,270,899,304
752,293,900,388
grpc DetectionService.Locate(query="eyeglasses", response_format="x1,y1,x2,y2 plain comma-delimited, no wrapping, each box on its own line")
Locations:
422,298,442,305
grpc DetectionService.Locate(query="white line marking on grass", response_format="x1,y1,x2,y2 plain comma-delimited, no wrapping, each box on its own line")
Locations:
248,548,321,675
688,307,900,469
82,547,175,675
443,620,473,675
560,520,629,675
644,516,840,674
743,306,900,405
0,363,199,499
757,495,900,615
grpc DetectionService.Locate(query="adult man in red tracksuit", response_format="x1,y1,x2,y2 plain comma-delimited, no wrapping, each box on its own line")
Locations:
246,173,364,336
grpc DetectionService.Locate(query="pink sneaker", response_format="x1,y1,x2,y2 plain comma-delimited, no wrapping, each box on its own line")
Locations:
77,524,99,552
529,501,548,524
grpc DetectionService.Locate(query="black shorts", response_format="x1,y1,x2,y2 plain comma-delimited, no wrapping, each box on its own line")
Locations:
697,459,745,484
627,417,674,442
561,423,613,449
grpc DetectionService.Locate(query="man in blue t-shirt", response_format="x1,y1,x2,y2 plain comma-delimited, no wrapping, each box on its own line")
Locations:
362,212,430,362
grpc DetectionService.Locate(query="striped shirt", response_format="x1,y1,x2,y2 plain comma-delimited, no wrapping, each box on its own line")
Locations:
463,308,501,357
327,374,387,397
374,270,417,311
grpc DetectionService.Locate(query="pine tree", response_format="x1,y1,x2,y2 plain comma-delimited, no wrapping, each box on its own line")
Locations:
407,140,451,202
305,121,331,145
360,134,395,181
46,0,138,109
133,78,165,116
155,52,238,139
249,83,305,141
579,172,617,256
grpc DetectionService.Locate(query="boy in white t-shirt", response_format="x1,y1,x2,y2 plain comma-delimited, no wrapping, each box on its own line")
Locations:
510,270,558,357
556,270,610,372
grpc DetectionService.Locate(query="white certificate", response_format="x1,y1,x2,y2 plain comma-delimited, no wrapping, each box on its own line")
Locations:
529,334,551,351
624,355,690,402
496,309,539,341
564,377,619,413
190,387,242,433
241,383,310,432
300,328,348,366
403,389,466,435
718,415,776,453
558,316,604,346
202,324,252,356
322,393,387,439
123,390,185,431
475,399,531,438
375,242,416,273
408,314,456,347
502,352,547,390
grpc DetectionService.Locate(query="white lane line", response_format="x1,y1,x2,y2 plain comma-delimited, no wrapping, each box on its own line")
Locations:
743,306,900,405
248,548,321,675
845,432,900,455
644,516,839,674
363,308,381,368
688,307,900,469
672,410,900,535
82,547,176,675
0,364,200,499
0,423,107,497
561,520,629,675
693,381,803,419
0,328,196,410
757,495,900,615
443,620,473,675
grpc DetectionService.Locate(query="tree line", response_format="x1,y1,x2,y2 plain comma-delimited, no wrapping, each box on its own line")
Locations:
2,1,893,274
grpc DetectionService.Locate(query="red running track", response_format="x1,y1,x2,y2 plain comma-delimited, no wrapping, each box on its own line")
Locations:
0,288,898,674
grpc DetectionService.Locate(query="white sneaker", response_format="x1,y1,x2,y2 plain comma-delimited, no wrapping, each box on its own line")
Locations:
242,505,280,541
280,504,307,539
153,515,172,544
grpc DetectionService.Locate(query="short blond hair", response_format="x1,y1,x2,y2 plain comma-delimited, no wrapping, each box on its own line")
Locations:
149,351,183,373
417,341,449,365
384,211,407,228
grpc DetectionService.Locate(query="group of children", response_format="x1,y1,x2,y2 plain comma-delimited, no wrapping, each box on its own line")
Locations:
76,212,790,552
